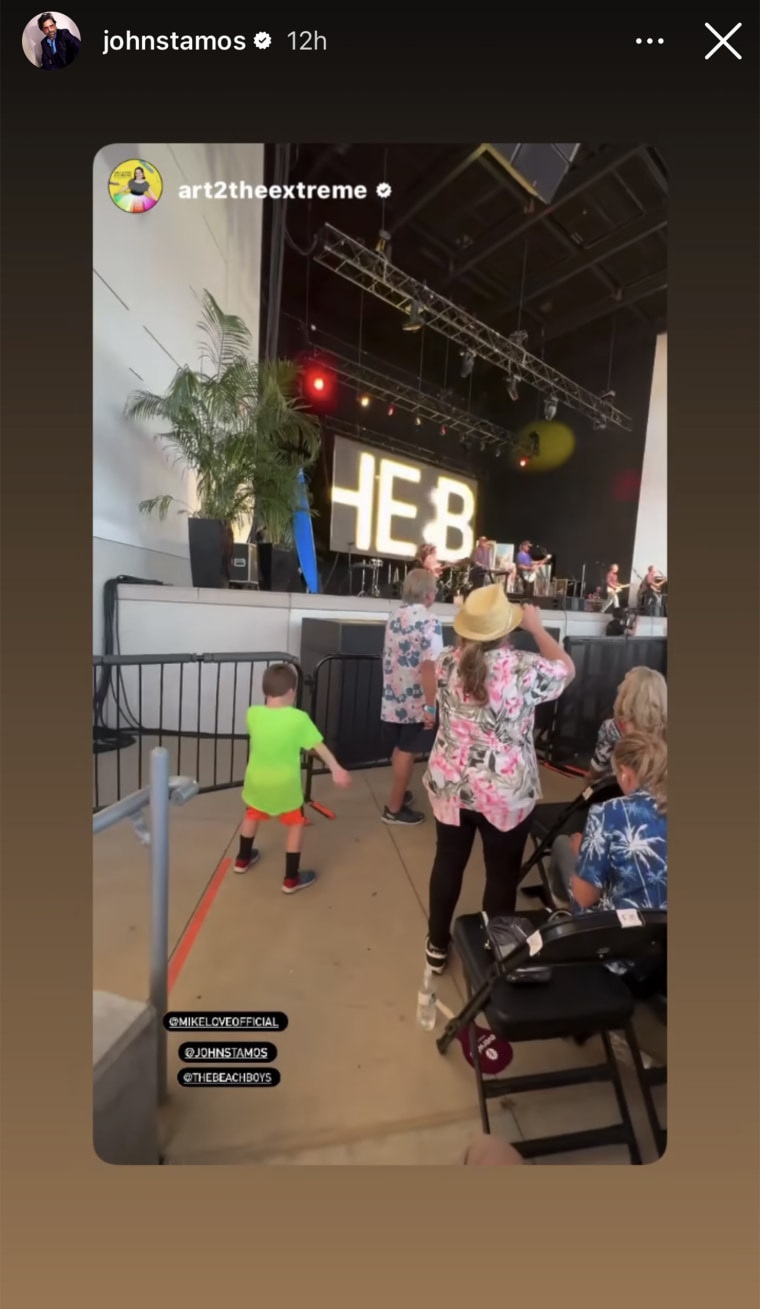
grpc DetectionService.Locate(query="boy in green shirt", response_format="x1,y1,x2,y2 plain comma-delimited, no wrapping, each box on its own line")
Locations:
235,663,350,893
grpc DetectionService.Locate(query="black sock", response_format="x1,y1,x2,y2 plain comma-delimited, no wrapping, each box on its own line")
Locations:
238,835,254,860
285,852,301,884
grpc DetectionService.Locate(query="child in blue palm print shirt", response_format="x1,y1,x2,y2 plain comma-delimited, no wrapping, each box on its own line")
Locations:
549,731,667,914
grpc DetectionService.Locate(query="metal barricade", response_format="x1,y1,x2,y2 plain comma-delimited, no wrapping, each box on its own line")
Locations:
93,652,302,809
550,635,668,765
92,748,199,1099
304,653,424,799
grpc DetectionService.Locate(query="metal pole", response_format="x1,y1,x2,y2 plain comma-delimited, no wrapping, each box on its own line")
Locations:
149,748,171,1103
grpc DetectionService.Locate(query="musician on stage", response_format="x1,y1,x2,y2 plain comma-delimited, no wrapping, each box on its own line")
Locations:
470,536,494,590
414,542,441,577
638,564,666,613
515,540,550,598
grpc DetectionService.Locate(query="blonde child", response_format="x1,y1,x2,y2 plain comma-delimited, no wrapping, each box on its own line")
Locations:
589,666,667,778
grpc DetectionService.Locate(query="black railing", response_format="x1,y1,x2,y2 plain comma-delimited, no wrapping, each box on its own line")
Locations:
549,635,667,766
304,654,393,799
93,652,302,809
93,635,667,808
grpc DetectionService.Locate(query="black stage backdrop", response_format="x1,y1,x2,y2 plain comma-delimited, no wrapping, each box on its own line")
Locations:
479,319,658,585
277,256,657,589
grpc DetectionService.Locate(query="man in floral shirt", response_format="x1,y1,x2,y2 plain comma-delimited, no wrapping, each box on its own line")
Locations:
381,568,443,825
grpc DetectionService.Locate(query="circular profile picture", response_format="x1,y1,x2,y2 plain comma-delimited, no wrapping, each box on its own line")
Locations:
108,159,163,214
22,12,81,69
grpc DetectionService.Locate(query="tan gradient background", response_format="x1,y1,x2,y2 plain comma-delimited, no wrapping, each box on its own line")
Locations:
2,141,759,1305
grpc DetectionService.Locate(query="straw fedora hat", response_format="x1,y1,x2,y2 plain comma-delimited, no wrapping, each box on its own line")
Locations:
454,584,523,643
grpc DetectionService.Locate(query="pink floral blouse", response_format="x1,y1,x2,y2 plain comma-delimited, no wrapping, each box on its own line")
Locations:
423,645,570,832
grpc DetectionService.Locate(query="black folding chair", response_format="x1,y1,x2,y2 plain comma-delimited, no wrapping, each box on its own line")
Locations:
520,775,622,901
437,909,667,1163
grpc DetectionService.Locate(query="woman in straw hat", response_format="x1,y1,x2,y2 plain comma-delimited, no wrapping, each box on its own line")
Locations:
422,586,575,974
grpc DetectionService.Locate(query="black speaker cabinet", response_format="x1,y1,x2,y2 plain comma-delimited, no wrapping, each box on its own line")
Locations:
257,544,302,592
486,143,581,204
229,543,259,587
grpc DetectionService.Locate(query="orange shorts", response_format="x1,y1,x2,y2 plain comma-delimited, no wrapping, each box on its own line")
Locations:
245,806,305,826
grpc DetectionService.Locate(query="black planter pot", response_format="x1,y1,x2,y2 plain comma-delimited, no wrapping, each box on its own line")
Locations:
188,518,233,589
257,543,302,592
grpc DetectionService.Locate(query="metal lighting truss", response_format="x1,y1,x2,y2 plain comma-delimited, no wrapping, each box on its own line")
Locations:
315,347,522,452
326,415,489,477
314,224,633,431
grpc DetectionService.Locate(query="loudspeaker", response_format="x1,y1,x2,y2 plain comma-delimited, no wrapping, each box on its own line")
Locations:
257,543,302,592
486,143,581,204
229,543,259,587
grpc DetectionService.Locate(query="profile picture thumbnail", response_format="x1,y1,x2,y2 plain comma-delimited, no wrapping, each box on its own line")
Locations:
108,160,164,214
22,12,81,69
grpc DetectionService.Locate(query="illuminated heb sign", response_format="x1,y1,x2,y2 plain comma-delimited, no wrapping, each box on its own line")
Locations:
330,435,477,561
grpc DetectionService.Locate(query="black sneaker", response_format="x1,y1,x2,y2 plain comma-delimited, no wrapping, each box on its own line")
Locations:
425,938,449,974
382,806,424,826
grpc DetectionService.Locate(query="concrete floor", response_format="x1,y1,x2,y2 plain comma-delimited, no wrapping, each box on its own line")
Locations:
93,762,666,1164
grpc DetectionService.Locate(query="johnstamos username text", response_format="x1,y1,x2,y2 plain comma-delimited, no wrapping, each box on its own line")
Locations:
103,32,259,54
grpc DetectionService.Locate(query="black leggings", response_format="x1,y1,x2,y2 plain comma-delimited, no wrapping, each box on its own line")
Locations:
428,809,534,949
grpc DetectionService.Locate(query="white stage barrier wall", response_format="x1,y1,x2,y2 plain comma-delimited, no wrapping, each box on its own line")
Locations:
92,142,265,653
97,586,666,737
631,333,667,605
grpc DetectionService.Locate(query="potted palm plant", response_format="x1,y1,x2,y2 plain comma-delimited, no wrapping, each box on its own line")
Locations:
125,291,320,590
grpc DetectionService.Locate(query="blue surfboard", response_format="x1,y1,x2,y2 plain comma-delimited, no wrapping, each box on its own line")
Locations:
293,469,319,594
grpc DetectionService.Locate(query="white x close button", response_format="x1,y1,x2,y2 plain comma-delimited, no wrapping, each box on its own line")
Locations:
705,22,742,59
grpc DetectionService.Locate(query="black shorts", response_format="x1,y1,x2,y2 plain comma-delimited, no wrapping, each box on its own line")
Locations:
381,720,436,756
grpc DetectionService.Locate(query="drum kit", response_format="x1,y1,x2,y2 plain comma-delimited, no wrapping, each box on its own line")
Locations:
349,557,384,598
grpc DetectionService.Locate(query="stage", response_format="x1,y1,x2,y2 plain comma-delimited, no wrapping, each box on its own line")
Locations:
114,583,666,659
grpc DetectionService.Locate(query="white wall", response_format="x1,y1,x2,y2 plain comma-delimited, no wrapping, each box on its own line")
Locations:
93,142,264,651
631,333,667,605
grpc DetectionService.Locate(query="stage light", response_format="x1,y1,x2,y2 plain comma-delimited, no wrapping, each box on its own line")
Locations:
358,393,371,407
543,396,558,420
519,457,528,468
375,230,392,261
403,301,424,332
507,374,520,402
387,405,395,416
302,364,335,405
440,425,447,435
460,351,475,379
414,415,422,426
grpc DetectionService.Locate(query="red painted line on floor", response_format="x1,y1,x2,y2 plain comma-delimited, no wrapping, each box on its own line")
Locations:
168,857,232,993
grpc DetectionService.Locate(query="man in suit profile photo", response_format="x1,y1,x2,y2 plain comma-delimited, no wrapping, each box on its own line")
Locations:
37,12,80,68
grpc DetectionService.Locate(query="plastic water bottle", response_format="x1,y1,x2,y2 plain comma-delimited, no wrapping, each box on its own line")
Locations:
416,967,437,1031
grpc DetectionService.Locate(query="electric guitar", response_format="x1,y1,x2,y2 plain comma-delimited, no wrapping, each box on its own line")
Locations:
520,555,551,583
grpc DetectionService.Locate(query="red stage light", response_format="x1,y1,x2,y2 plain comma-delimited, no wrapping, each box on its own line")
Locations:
302,364,335,408
519,457,528,468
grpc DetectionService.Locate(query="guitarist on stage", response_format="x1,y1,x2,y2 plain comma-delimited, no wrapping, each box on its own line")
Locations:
515,540,551,598
639,565,667,612
604,563,630,610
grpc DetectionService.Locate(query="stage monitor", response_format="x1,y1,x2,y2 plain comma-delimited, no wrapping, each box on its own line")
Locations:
330,435,478,563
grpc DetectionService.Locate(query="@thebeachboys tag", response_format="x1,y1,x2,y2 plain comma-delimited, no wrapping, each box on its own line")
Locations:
108,158,163,213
